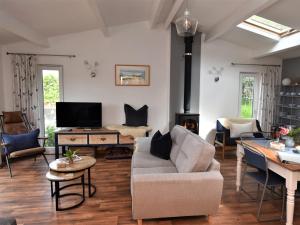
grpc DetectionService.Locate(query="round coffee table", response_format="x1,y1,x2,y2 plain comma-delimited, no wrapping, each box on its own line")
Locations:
46,170,85,211
49,156,97,197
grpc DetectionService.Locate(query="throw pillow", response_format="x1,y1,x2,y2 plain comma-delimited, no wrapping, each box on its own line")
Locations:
230,122,254,138
150,130,172,160
2,129,40,154
124,104,148,127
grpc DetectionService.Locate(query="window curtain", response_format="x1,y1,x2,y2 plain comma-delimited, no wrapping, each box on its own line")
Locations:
12,55,40,128
257,66,281,131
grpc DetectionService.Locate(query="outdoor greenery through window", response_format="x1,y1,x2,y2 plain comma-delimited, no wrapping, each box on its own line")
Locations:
240,75,255,118
43,70,60,147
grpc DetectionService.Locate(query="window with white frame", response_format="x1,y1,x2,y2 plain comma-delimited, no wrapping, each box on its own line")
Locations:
239,72,260,118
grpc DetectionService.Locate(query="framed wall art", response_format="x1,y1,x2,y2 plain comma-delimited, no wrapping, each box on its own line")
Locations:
115,64,150,86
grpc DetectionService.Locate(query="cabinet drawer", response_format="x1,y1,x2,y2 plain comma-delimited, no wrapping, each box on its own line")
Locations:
89,134,117,144
119,135,135,144
58,135,87,145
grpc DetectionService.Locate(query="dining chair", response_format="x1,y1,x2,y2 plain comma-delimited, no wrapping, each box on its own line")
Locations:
239,141,286,221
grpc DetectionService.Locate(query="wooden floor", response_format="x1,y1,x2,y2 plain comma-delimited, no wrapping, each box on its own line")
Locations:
1,148,300,225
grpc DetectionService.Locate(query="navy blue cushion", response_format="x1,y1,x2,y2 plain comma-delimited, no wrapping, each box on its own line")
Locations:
2,129,40,154
123,104,148,127
150,130,172,160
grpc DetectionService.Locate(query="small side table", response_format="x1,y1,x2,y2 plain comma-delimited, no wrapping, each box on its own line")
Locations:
46,170,85,211
49,156,97,197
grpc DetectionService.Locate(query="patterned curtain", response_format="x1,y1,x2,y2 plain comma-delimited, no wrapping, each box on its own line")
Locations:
12,55,40,128
257,66,281,131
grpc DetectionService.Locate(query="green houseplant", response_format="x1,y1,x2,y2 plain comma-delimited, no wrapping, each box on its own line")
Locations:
63,149,78,164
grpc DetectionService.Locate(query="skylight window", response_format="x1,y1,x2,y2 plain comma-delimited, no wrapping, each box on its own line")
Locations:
238,15,298,40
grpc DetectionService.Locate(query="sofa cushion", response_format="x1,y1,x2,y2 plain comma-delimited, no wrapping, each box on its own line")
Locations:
175,132,215,173
230,122,254,138
132,166,177,175
124,104,148,127
170,125,189,163
135,137,152,152
150,131,172,160
132,151,175,168
2,129,40,155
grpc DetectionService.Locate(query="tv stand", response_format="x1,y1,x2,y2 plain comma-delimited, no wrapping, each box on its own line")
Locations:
54,128,135,159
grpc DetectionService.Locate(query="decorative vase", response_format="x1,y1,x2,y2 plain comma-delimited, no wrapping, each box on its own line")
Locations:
285,137,295,147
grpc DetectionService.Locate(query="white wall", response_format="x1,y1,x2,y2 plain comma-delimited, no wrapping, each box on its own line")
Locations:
0,21,171,133
199,37,282,141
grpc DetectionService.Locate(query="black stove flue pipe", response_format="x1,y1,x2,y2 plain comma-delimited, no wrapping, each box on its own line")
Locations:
184,36,193,113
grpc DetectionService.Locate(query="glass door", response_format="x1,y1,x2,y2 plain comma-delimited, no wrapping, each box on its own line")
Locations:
38,65,63,147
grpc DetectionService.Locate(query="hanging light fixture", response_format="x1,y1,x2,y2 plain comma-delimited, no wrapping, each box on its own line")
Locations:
175,1,198,37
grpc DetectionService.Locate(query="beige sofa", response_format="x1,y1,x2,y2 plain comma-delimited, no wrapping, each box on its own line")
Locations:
131,125,223,224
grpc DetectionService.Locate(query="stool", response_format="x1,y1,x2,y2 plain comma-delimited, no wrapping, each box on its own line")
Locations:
46,170,85,211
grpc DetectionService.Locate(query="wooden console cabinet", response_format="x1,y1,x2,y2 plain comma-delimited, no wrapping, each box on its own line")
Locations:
54,128,134,159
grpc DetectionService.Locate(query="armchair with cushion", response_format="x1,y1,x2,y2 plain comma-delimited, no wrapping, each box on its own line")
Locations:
0,111,49,177
214,118,262,159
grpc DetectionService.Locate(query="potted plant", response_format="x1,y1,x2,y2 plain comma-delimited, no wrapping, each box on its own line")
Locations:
63,149,78,164
279,127,300,147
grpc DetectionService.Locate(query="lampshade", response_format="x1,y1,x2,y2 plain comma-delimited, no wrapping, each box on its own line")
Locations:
175,9,198,37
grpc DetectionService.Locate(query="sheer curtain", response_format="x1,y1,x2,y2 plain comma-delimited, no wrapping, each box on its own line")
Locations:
257,66,281,131
12,55,41,128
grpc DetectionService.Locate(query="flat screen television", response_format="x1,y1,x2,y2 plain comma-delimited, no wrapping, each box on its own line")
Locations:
56,102,102,128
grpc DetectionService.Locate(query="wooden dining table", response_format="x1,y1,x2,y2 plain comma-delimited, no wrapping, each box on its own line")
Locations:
236,140,300,225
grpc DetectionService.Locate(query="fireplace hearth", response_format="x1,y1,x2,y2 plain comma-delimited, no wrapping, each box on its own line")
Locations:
176,113,199,134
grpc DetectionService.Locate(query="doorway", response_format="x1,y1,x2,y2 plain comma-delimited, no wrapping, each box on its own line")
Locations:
38,65,63,147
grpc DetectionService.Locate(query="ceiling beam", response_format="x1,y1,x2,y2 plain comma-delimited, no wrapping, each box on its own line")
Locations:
205,0,280,42
164,0,185,29
0,10,49,47
149,0,173,29
87,0,109,37
253,32,300,58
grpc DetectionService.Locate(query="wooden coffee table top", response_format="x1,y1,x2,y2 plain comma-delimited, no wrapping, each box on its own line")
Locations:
49,156,96,172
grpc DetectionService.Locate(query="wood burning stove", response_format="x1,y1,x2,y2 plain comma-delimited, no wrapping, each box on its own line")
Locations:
174,36,200,134
176,113,199,134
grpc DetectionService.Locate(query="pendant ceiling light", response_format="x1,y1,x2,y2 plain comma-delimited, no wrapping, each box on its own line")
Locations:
175,1,198,37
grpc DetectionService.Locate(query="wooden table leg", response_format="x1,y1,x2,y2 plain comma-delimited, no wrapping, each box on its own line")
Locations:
286,175,297,225
236,144,243,192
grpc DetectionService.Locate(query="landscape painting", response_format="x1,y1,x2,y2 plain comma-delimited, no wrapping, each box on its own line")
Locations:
115,64,150,86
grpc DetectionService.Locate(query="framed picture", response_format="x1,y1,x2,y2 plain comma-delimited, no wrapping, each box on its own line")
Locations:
115,64,150,86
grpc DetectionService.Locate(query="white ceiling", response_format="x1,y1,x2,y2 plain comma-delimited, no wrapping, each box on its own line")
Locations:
0,0,99,36
0,27,23,44
222,27,277,50
0,0,299,59
99,0,154,27
257,0,300,31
